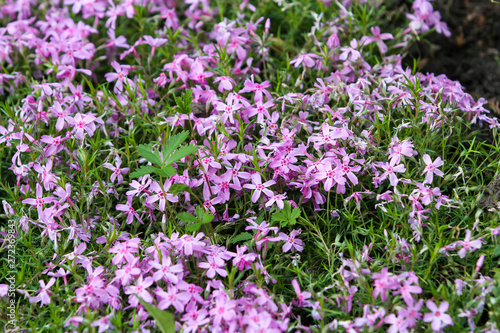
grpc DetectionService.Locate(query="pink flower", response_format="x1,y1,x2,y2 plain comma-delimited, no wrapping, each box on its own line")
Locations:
145,180,179,211
0,284,8,297
239,76,272,102
104,156,130,185
91,313,114,333
384,313,408,333
67,113,97,141
265,193,287,209
339,38,361,61
393,281,422,306
22,183,56,216
104,61,133,91
50,101,71,131
116,196,142,225
421,154,444,184
230,245,257,270
177,233,206,256
198,257,228,278
213,76,236,92
29,278,56,306
216,95,243,124
124,275,154,305
314,160,346,193
377,160,406,187
247,99,274,124
456,229,483,258
388,138,418,164
150,257,183,283
362,26,393,54
279,229,304,253
291,279,311,306
371,268,399,302
245,219,278,239
289,53,319,68
243,173,276,203
113,258,141,286
156,286,190,313
209,298,236,326
423,300,453,331
143,35,168,57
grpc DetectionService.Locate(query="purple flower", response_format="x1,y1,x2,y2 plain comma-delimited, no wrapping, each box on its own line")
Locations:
116,196,142,225
198,257,227,279
22,183,56,216
243,173,276,203
67,113,97,141
423,301,453,331
279,229,304,253
29,278,56,307
289,53,319,68
421,154,444,184
104,156,130,185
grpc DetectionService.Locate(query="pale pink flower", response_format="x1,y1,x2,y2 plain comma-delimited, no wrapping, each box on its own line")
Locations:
103,156,130,185
29,278,56,306
291,279,311,306
289,53,319,68
423,300,453,331
422,154,444,184
243,173,276,203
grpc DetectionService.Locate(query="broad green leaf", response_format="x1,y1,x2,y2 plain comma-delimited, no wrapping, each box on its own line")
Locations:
202,212,214,224
157,165,176,178
169,183,191,196
493,245,500,258
165,144,198,166
195,206,204,218
182,89,193,106
186,222,202,232
137,297,175,333
137,143,163,166
178,212,199,223
230,232,253,244
130,165,161,178
163,131,190,160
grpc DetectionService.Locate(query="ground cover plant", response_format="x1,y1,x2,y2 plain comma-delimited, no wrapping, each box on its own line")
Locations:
1,0,500,332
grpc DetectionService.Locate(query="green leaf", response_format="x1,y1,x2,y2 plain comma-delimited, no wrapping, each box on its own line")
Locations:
165,144,198,166
163,131,190,160
169,183,191,196
137,297,175,333
130,165,161,178
183,89,193,106
178,212,199,223
186,222,202,232
202,212,214,224
493,245,500,259
271,202,300,227
137,143,163,166
289,207,301,225
158,165,177,177
230,232,253,244
195,206,204,218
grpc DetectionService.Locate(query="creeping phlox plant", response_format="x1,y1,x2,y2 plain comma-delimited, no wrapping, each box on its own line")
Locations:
1,0,500,332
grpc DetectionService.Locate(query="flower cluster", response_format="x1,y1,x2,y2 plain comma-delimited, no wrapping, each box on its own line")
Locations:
0,0,499,332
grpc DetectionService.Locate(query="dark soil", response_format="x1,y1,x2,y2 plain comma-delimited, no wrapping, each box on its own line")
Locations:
406,0,500,115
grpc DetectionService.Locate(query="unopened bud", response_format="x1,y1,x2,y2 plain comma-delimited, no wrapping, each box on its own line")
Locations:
265,18,270,34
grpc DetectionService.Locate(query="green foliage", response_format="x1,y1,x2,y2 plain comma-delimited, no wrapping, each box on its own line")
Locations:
130,130,197,178
137,298,175,333
271,202,301,227
178,206,214,232
173,89,194,115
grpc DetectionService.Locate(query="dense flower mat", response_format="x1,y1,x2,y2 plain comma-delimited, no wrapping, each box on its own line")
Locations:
0,0,500,332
